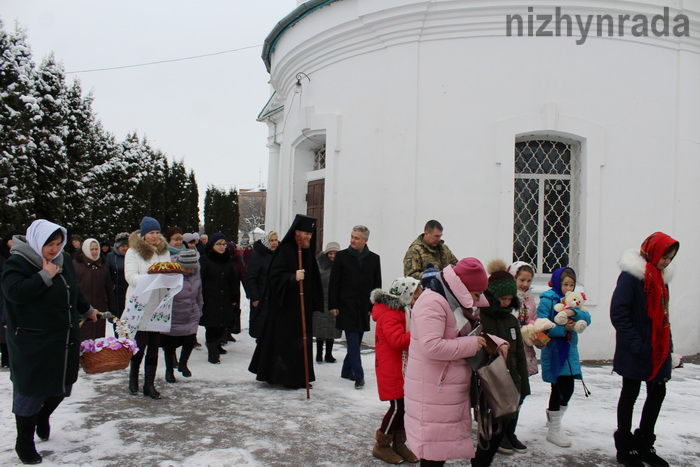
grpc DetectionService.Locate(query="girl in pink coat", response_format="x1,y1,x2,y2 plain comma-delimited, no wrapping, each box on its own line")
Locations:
404,258,508,466
371,276,423,464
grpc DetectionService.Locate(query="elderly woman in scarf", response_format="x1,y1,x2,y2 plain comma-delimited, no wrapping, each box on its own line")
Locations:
611,232,679,467
1,219,97,464
73,237,116,342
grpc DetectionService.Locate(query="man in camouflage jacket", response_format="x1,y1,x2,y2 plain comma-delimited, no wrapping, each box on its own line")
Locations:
403,220,458,279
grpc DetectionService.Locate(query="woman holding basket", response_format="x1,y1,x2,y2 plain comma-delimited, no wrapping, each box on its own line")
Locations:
1,219,98,464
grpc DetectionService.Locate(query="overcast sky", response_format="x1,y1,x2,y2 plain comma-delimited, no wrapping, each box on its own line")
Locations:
2,0,298,196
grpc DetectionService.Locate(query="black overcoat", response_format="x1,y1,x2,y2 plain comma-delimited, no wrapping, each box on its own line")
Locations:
248,241,322,387
329,247,382,333
200,249,240,328
1,251,91,396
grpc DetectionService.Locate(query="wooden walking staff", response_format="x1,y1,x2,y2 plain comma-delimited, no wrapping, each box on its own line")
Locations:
297,244,311,400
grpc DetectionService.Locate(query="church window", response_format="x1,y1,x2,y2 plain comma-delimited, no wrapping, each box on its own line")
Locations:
513,138,580,275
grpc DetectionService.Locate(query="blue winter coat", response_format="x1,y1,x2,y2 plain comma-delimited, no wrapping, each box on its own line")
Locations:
537,288,591,383
610,249,674,382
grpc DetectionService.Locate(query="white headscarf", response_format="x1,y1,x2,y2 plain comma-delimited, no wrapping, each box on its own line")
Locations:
81,237,100,261
26,219,67,260
389,277,422,307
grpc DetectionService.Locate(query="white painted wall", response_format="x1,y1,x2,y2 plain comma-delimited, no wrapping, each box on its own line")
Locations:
260,0,700,358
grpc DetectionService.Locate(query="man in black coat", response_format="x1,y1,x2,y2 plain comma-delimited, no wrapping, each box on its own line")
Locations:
248,215,323,389
329,225,381,389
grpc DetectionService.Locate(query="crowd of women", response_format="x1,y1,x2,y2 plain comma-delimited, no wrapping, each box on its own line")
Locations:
0,217,681,467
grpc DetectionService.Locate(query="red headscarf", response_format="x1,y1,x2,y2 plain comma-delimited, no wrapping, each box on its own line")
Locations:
640,232,679,381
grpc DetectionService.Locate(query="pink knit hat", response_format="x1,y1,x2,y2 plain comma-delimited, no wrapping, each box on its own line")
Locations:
453,258,488,292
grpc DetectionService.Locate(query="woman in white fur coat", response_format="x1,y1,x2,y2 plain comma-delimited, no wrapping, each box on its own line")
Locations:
124,216,170,399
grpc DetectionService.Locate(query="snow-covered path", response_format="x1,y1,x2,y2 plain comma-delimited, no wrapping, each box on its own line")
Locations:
1,304,699,466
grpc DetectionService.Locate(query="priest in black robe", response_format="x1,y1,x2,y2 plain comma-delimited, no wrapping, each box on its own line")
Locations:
249,214,323,389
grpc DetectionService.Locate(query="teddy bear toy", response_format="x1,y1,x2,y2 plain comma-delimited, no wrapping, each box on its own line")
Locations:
521,318,556,347
554,291,588,333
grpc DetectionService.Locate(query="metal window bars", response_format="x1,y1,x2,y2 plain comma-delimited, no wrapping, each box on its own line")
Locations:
513,139,580,276
313,145,326,171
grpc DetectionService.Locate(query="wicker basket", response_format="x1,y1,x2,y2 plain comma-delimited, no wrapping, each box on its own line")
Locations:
81,346,133,374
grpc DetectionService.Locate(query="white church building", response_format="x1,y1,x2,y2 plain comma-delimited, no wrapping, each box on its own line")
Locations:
257,0,700,359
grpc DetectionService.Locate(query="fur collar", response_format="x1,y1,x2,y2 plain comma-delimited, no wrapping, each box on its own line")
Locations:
128,230,168,261
619,248,674,284
370,288,405,311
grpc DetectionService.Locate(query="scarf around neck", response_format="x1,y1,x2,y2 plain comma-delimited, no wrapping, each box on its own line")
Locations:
640,232,679,381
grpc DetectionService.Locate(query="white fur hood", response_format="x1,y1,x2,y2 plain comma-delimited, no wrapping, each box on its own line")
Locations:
618,249,674,284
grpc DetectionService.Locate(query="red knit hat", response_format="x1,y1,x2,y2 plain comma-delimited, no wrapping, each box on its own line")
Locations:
453,258,488,292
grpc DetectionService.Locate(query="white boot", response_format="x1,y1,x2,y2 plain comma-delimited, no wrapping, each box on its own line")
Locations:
545,404,567,427
546,409,572,447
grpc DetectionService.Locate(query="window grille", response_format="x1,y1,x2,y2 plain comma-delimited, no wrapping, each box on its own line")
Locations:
513,139,579,275
313,145,326,171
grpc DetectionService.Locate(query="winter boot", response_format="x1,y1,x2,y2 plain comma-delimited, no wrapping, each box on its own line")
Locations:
316,340,323,363
178,344,194,377
546,410,572,447
15,414,42,464
614,431,643,467
498,435,514,454
128,359,140,395
634,429,669,467
217,338,228,355
206,341,220,364
324,340,337,363
164,348,176,383
35,396,63,441
505,414,527,453
393,429,418,463
372,429,404,464
143,364,162,399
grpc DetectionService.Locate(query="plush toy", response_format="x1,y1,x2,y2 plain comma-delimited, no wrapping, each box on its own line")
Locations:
553,291,588,333
521,318,556,347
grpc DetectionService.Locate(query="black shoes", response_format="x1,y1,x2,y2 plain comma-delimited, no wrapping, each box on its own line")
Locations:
634,430,668,467
354,378,365,389
324,354,337,363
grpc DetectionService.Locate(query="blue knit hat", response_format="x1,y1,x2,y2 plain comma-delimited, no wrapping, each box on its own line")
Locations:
210,232,227,245
421,263,439,288
140,216,161,235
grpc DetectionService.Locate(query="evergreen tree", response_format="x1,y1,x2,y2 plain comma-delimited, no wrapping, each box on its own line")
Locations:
0,22,39,228
31,53,70,223
204,186,239,238
184,170,200,233
164,159,189,228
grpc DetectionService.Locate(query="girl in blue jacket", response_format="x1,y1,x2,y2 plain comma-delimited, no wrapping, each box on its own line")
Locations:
537,267,591,448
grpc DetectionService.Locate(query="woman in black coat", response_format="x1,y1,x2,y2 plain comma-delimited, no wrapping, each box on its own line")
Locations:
246,232,278,338
1,220,97,464
610,232,679,467
0,229,22,369
200,233,241,364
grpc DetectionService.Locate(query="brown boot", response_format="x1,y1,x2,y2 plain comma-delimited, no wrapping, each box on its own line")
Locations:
373,429,404,464
393,429,418,463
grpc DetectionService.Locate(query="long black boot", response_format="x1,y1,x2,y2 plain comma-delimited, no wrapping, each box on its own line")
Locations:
206,341,220,364
164,348,176,383
324,340,337,363
128,357,141,395
15,414,42,464
178,343,194,377
217,338,227,355
143,363,161,399
614,431,643,467
35,396,64,441
634,429,668,467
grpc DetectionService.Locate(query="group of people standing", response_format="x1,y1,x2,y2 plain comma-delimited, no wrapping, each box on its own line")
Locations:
0,213,681,467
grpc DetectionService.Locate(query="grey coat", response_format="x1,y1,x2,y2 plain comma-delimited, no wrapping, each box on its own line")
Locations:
313,252,341,340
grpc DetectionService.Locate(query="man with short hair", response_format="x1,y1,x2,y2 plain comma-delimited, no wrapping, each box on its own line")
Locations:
403,220,457,279
329,225,381,389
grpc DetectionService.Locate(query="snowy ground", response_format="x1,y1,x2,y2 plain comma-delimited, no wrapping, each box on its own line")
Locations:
1,303,699,467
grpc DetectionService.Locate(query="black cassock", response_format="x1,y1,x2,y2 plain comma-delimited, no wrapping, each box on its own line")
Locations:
248,240,322,388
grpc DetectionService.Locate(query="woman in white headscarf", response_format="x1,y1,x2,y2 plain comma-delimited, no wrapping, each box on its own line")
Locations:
73,237,115,342
1,219,98,464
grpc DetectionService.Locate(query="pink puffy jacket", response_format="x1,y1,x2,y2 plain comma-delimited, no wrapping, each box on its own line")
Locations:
404,265,506,462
